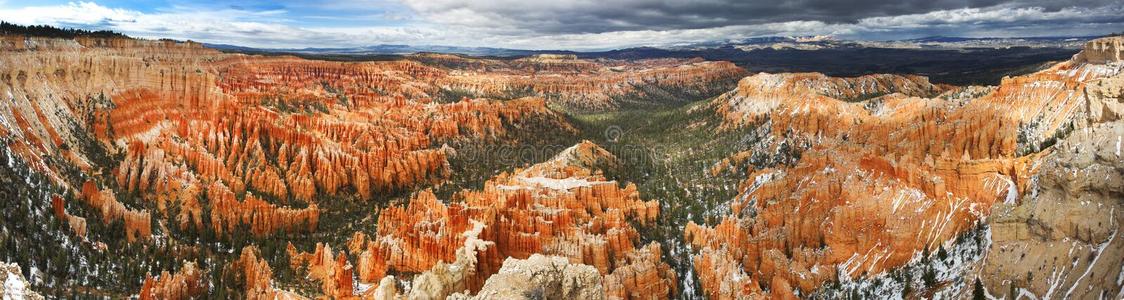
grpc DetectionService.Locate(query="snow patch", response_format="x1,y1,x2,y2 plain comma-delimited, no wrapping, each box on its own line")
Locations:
746,170,781,194
517,176,604,190
1115,135,1120,157
3,276,26,299
1063,229,1117,299
3,268,29,300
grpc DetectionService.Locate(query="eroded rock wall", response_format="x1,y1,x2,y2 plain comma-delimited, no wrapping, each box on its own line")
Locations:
981,120,1124,299
686,36,1124,298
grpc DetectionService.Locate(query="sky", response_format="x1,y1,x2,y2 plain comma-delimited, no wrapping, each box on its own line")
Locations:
0,0,1121,50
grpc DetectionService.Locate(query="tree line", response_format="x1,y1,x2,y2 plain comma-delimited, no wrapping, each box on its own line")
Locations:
0,21,127,38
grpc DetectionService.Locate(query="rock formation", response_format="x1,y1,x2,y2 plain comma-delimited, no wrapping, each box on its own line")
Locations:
138,262,207,300
287,243,356,299
230,246,308,300
50,194,88,238
0,33,581,243
435,58,746,111
349,141,674,299
79,181,152,242
0,261,44,300
448,254,604,300
687,36,1124,298
980,116,1124,299
1080,37,1123,64
4,33,742,298
8,31,1121,299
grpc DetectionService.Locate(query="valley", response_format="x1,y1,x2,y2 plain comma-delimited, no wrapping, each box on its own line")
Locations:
0,28,1122,300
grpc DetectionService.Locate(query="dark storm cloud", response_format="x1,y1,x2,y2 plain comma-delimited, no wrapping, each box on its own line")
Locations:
402,0,1123,35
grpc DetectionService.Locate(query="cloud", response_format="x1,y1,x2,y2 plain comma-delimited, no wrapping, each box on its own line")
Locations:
397,0,1120,34
394,0,1123,47
858,4,1124,28
0,2,140,27
0,1,401,48
0,1,1121,50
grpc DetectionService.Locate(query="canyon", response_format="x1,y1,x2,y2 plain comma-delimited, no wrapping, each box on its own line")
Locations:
0,29,1121,300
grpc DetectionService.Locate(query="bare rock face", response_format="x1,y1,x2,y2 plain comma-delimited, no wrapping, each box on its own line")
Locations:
207,181,319,238
10,31,1124,300
1,262,44,300
601,243,677,299
1079,36,1123,64
1086,73,1124,124
451,254,604,300
271,141,666,300
981,120,1124,299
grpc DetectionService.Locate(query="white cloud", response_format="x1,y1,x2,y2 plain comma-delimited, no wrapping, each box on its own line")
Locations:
0,1,370,48
0,2,140,26
0,1,1120,50
490,21,859,50
858,5,1124,29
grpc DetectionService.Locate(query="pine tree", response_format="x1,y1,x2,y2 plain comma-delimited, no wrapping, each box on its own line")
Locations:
972,278,986,300
902,270,914,295
923,266,937,288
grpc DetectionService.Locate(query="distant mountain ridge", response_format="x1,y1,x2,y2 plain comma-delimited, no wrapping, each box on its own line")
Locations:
202,34,1109,87
205,35,1103,58
204,42,559,57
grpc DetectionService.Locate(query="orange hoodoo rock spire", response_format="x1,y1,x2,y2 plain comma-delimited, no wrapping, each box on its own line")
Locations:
312,141,678,299
138,262,206,300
